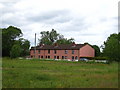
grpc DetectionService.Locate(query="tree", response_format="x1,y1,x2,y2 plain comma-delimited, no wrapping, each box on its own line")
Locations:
49,29,59,43
39,29,74,45
2,26,30,58
2,26,23,56
10,44,22,58
13,38,30,57
102,33,120,61
20,38,30,57
92,45,100,57
39,29,59,45
56,38,74,44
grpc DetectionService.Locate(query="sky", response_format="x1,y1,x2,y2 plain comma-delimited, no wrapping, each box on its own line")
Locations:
0,0,119,48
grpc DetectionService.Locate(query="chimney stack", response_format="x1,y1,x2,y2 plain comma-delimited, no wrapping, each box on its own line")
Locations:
54,43,58,47
72,42,76,47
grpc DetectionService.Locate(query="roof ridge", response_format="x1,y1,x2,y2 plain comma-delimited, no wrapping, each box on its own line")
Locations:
30,43,86,50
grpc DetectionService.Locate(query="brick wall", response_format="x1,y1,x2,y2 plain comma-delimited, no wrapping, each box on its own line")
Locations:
79,44,95,58
30,44,95,60
30,49,79,61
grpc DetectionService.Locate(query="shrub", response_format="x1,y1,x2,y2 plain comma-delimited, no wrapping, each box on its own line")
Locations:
93,57,108,60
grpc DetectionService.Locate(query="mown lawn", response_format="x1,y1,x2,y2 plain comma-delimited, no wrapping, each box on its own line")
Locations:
2,58,118,88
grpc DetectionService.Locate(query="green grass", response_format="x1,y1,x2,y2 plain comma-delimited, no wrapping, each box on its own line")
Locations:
2,58,118,88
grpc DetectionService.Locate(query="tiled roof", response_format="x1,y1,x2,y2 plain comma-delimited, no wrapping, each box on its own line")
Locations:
30,44,85,50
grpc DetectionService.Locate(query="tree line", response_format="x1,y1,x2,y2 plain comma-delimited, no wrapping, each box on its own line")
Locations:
1,26,120,62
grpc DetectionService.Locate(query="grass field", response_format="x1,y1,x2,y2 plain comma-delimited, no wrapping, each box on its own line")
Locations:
2,58,118,88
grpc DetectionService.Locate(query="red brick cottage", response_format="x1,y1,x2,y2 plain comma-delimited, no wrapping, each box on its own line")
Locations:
30,43,95,61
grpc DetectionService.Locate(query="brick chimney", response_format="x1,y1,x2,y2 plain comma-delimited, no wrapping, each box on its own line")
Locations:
72,42,76,47
54,43,58,47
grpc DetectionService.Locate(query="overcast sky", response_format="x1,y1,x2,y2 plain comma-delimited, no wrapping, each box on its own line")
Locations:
0,0,119,47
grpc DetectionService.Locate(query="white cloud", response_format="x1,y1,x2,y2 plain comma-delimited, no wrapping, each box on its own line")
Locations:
0,0,119,47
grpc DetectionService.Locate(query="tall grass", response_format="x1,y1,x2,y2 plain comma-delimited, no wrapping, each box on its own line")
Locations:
2,58,118,88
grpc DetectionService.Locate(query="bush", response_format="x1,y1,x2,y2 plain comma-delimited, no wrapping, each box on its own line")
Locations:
81,57,108,60
93,57,108,60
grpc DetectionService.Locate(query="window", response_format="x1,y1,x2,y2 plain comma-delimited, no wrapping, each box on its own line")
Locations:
57,56,59,59
48,56,50,59
65,50,68,54
62,56,64,59
48,49,50,54
41,56,43,58
31,55,33,58
38,50,40,54
46,56,47,58
75,56,78,60
54,56,56,59
72,50,74,54
72,56,74,60
65,56,67,59
39,55,40,58
54,50,57,54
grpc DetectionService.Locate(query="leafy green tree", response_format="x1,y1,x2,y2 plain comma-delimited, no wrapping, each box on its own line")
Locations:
2,26,22,56
40,31,51,45
39,29,74,45
92,45,100,57
49,29,59,43
20,38,30,56
10,44,22,58
2,26,30,58
56,38,74,44
102,33,120,61
13,38,30,57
